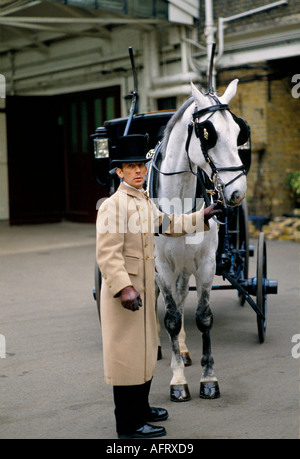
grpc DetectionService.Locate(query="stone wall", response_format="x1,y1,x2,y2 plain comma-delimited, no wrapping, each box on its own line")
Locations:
218,57,300,218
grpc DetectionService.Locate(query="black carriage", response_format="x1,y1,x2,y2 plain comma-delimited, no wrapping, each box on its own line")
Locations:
91,48,278,344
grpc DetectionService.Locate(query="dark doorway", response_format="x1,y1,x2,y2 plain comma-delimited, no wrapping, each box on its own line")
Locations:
6,86,121,224
6,96,65,225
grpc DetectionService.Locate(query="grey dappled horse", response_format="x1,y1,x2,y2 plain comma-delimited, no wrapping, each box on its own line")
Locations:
154,80,248,401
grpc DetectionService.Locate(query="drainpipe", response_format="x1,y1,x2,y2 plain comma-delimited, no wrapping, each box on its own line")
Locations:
9,51,16,95
152,72,200,88
143,29,160,112
217,0,288,62
180,26,189,75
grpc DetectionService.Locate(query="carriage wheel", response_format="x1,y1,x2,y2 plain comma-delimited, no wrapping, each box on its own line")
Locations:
94,261,102,323
235,200,249,305
256,233,267,343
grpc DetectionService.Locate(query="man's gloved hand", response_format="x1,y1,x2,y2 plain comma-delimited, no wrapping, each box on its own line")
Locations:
121,286,142,312
203,203,223,223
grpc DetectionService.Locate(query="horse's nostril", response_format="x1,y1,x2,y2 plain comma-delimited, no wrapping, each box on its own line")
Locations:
229,191,245,206
235,195,245,206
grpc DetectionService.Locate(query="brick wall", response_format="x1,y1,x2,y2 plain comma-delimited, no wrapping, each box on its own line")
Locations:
218,58,300,217
199,0,300,32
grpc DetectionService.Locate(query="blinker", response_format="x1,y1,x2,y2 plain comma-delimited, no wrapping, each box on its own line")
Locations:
195,120,218,150
231,114,250,147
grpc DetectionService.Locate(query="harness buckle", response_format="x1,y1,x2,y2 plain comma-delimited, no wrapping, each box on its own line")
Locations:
214,173,227,208
146,149,155,160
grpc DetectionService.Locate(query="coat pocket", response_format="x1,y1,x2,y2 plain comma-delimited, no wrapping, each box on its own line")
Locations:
124,256,139,276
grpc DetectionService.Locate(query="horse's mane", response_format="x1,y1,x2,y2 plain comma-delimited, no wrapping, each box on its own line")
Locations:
161,97,194,156
161,89,222,156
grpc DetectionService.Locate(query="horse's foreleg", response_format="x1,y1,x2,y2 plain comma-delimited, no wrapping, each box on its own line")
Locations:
196,287,220,399
165,298,192,402
159,276,191,402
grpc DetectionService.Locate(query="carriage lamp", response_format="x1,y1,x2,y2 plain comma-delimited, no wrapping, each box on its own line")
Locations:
94,138,109,159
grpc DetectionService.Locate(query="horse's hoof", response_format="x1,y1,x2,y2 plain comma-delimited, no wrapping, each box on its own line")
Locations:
200,381,220,399
181,351,192,367
170,384,191,402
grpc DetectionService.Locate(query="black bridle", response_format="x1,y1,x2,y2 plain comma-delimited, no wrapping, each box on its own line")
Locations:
185,99,246,206
151,98,247,210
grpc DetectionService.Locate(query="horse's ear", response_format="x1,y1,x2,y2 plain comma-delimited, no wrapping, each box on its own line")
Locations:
190,81,207,107
219,79,239,104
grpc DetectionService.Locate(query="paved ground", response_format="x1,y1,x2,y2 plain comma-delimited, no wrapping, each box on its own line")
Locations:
0,221,299,439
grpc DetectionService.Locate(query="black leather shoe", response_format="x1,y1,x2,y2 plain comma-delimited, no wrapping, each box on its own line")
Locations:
118,423,166,439
146,407,169,422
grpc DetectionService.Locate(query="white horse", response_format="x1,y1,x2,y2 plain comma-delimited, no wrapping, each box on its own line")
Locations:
153,79,248,401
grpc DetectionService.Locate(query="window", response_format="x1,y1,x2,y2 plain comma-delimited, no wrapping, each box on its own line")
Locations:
67,86,120,154
157,97,177,110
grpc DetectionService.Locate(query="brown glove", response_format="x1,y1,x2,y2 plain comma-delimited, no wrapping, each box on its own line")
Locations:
121,286,142,312
203,203,223,224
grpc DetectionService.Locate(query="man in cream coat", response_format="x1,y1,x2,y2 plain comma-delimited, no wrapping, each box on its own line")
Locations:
96,134,219,439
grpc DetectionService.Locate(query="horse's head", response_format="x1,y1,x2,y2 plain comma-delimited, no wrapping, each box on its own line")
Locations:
188,80,248,207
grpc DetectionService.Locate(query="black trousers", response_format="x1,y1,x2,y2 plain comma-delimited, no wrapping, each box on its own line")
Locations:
113,379,152,435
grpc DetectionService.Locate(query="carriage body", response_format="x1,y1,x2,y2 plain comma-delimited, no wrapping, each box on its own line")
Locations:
92,110,277,344
91,111,175,190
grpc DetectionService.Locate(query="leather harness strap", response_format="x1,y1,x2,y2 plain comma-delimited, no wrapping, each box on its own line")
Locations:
150,98,247,213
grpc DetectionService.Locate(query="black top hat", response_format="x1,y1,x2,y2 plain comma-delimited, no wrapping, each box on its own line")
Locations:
111,134,150,167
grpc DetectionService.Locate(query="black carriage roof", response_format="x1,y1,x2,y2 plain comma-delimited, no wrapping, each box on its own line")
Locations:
104,110,175,127
95,110,176,147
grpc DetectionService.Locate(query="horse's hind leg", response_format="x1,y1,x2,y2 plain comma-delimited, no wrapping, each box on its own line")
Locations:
155,282,163,360
196,286,220,399
177,274,192,367
158,274,191,402
179,317,192,366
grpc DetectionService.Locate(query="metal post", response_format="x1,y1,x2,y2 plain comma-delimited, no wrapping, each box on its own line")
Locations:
204,0,216,89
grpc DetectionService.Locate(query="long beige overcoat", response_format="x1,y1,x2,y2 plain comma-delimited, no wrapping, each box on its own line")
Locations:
96,182,209,386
